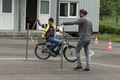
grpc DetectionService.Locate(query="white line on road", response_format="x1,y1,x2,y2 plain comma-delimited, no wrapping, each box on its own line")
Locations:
0,58,38,60
91,62,120,68
81,50,94,58
0,57,120,68
0,50,94,60
0,50,120,68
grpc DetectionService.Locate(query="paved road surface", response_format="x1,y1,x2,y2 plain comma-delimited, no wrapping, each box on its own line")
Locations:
0,39,120,80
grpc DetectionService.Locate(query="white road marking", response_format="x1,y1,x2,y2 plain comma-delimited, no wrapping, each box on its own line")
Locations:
91,62,120,68
0,57,120,68
81,50,94,58
0,58,38,60
0,50,94,60
0,50,120,68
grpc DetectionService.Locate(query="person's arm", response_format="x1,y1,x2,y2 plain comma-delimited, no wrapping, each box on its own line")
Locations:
62,18,86,25
37,19,47,28
37,19,42,26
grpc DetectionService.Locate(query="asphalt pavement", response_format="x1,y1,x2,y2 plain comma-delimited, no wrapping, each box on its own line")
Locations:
0,39,120,80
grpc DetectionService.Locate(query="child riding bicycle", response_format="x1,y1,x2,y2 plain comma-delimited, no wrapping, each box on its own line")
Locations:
37,18,62,56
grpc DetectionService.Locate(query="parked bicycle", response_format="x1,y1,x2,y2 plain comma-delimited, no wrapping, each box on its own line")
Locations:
34,32,77,62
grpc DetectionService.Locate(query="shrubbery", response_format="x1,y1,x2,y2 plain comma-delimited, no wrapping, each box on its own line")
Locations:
99,20,120,34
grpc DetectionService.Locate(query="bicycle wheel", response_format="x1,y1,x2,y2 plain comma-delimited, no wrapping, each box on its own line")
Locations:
35,43,51,60
63,45,77,62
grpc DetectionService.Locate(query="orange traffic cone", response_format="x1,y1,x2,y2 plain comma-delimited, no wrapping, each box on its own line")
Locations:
94,37,99,44
106,40,112,51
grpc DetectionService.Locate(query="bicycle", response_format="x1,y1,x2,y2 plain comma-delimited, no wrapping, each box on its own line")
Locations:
34,32,77,62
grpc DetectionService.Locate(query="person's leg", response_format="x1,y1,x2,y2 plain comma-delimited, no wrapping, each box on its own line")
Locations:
84,40,90,71
52,38,61,50
74,40,83,69
48,37,61,52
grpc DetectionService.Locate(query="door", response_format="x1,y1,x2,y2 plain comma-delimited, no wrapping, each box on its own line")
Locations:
26,0,37,30
38,0,51,30
19,0,26,30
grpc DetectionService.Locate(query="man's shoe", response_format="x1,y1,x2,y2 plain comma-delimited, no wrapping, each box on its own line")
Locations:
74,66,82,70
83,68,90,71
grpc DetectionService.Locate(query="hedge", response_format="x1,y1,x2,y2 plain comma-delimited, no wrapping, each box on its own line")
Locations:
99,20,120,34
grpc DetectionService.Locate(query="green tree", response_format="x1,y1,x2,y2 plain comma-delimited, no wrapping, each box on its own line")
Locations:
100,0,120,17
100,0,120,34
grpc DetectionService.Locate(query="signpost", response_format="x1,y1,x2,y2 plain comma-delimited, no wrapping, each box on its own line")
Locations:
25,23,30,60
60,25,64,71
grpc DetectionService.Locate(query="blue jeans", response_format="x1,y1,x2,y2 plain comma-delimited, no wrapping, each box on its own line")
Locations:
47,37,62,52
76,40,91,69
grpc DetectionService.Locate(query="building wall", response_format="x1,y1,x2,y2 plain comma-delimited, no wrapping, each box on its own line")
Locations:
0,0,15,30
59,0,79,32
14,0,19,31
0,0,2,30
60,0,80,2
59,0,100,32
50,0,57,25
79,0,100,32
0,0,100,32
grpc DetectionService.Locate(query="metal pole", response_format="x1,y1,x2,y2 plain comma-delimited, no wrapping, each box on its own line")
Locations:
60,26,64,71
60,46,64,71
18,0,21,32
26,23,30,60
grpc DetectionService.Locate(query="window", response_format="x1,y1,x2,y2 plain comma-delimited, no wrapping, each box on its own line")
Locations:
70,3,77,16
60,3,68,17
2,0,12,13
60,2,77,18
40,0,49,14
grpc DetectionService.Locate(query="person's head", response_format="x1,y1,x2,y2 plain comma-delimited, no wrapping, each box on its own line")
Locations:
79,9,88,18
48,18,54,25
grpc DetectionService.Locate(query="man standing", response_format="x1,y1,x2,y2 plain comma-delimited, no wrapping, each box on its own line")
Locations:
62,9,93,71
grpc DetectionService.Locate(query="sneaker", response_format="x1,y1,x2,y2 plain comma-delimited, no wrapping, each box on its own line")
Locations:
51,50,57,57
83,68,90,71
47,48,56,57
74,66,82,70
